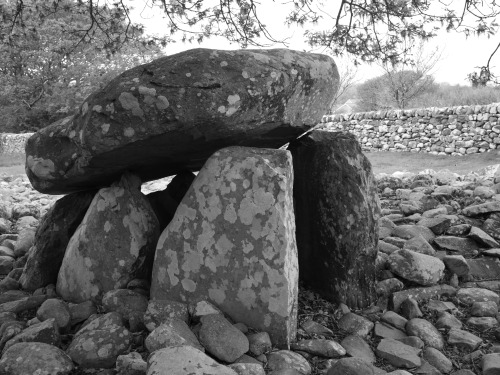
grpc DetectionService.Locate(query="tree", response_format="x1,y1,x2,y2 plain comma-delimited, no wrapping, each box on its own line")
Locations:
3,1,499,72
329,57,359,112
0,0,163,131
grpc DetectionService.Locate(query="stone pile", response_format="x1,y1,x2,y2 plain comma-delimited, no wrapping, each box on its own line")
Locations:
1,161,500,373
321,103,500,155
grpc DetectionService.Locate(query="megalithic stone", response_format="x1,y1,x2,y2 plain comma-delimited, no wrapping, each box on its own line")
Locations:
25,48,339,194
150,146,298,348
288,131,380,309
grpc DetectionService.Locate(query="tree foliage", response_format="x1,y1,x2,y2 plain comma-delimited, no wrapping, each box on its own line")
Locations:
0,0,163,132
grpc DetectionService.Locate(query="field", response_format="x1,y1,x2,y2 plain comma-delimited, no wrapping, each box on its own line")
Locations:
1,150,499,178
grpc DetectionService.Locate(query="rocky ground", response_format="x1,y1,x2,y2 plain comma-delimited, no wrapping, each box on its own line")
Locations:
0,166,499,374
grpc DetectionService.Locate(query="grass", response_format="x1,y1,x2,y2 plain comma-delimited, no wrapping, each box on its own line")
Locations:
1,150,499,178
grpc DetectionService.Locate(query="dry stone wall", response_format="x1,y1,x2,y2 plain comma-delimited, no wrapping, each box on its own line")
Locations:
0,133,32,155
321,102,500,155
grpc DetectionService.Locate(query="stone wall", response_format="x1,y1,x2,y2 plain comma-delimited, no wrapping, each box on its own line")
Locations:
321,102,500,155
0,133,33,155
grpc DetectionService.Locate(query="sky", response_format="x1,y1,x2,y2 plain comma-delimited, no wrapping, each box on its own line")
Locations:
131,1,500,86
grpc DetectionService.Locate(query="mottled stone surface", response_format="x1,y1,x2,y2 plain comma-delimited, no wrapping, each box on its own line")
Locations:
25,48,339,194
19,191,95,291
288,131,379,309
151,146,298,348
56,173,160,303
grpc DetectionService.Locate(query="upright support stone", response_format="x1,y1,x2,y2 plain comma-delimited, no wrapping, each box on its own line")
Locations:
150,146,298,348
288,131,380,309
56,173,160,303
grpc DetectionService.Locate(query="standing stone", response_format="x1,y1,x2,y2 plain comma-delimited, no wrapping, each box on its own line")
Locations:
56,173,160,303
150,147,298,348
19,191,95,291
25,48,339,194
287,131,379,309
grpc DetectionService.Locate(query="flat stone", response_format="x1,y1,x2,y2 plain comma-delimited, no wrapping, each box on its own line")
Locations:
406,318,445,350
0,295,47,314
466,316,498,331
374,322,407,340
147,346,237,375
447,328,483,350
426,299,457,313
397,336,425,349
462,201,500,216
228,363,265,375
291,339,346,358
402,235,436,255
150,147,298,348
483,218,500,241
289,131,379,309
388,249,444,286
56,173,160,303
300,320,333,336
389,284,456,314
379,240,400,254
3,318,60,352
327,357,385,375
467,258,500,280
340,335,376,364
145,318,204,353
0,342,73,375
471,301,498,317
26,48,338,194
392,225,435,242
381,311,408,331
446,224,471,236
435,311,463,330
376,338,421,369
457,287,499,306
423,347,453,374
417,216,452,235
198,314,249,363
267,350,311,375
434,236,481,253
337,312,374,338
468,226,500,248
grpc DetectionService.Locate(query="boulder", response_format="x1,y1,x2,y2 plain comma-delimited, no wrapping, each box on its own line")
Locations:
25,48,339,194
287,131,379,309
150,146,298,348
19,190,95,291
56,173,160,303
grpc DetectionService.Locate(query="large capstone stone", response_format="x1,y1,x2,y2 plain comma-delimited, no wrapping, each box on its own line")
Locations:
56,173,160,303
19,190,96,291
287,131,380,309
25,48,339,194
150,146,298,348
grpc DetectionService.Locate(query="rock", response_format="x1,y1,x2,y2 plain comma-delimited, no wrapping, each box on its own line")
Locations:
291,339,346,358
457,287,500,306
247,332,272,356
471,301,498,317
143,299,189,331
198,314,249,363
151,147,298,348
379,240,400,254
2,318,59,352
442,255,470,277
381,311,408,331
376,278,404,297
446,224,471,236
434,236,481,253
399,298,423,319
427,299,457,313
405,318,445,350
228,363,266,375
462,201,500,216
340,335,376,363
466,316,498,331
376,338,421,368
26,48,339,194
116,352,147,375
337,312,374,338
36,298,71,330
288,131,379,309
468,226,500,248
388,249,444,286
101,289,148,322
417,216,452,235
397,336,425,349
435,311,463,330
300,320,333,336
402,235,435,255
328,357,384,374
483,218,500,241
19,191,95,291
66,312,131,368
56,173,160,303
482,353,500,375
12,228,35,258
423,347,453,373
147,345,237,375
0,295,47,314
68,300,97,326
393,225,435,242
374,322,407,340
0,342,73,375
189,300,223,323
447,328,483,350
267,350,311,375
145,318,204,353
